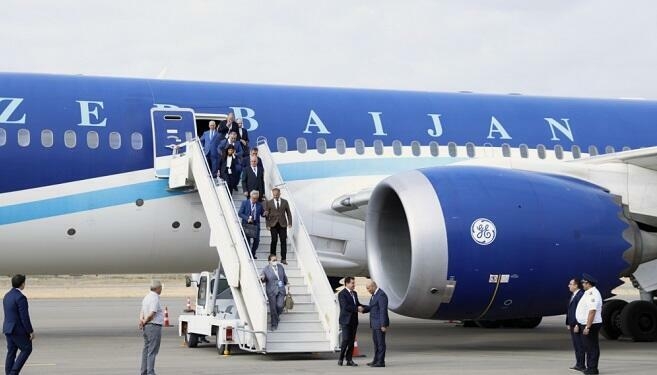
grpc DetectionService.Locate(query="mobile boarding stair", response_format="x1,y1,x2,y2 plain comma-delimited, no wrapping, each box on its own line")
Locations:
168,139,340,353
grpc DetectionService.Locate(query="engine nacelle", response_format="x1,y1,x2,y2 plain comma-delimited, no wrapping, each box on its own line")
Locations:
366,166,638,320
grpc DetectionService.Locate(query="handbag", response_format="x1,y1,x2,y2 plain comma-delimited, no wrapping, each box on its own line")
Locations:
284,293,295,312
242,223,258,238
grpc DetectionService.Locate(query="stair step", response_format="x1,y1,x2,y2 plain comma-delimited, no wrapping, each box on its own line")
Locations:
271,321,324,331
265,340,333,353
267,330,325,341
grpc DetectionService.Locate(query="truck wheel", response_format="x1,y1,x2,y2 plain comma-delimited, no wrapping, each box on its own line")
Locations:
601,299,626,340
185,332,199,348
620,300,657,342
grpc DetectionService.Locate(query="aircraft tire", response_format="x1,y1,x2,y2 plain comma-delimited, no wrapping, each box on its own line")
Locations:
619,300,657,342
328,276,343,291
511,317,543,329
600,299,626,340
475,320,501,329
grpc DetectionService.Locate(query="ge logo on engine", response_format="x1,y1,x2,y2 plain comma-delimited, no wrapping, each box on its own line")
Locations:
471,218,496,246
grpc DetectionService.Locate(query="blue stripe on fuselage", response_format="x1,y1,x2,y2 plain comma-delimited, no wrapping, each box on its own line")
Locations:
0,157,461,225
0,179,184,225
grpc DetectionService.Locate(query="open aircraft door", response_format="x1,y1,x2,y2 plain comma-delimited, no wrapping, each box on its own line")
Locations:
151,108,198,178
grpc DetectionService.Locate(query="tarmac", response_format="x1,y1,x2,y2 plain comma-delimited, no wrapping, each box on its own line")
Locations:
1,297,655,375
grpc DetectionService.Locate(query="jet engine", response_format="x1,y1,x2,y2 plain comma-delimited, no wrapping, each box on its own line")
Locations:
366,166,654,322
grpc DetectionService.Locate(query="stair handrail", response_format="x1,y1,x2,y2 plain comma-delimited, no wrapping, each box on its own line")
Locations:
256,138,340,350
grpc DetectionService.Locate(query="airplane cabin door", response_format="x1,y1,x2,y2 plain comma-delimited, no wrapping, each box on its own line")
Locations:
151,108,198,178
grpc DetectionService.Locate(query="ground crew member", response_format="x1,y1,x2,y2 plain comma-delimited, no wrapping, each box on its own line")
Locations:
575,273,602,375
139,280,163,375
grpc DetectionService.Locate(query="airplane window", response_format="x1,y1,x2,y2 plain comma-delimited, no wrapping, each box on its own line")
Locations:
537,144,546,159
392,140,403,156
336,139,346,155
588,145,598,156
276,137,287,153
373,140,384,155
17,129,30,147
354,139,365,155
0,128,5,146
519,144,529,158
502,143,511,157
466,142,475,158
64,130,76,148
411,141,421,156
448,142,457,157
622,146,631,151
40,129,54,148
131,132,143,150
109,132,121,150
605,145,615,154
316,138,327,154
571,145,581,159
296,138,307,154
429,141,439,156
87,131,99,149
554,144,564,160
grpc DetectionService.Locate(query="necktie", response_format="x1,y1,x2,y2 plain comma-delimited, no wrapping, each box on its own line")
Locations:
276,200,279,209
211,130,214,138
253,167,257,175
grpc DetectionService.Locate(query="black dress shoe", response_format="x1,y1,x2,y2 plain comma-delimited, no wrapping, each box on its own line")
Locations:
346,361,358,367
583,370,599,375
281,259,288,265
570,365,585,371
337,360,343,366
371,363,385,367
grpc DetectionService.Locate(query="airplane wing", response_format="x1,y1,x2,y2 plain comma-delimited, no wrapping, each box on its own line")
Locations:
573,145,657,170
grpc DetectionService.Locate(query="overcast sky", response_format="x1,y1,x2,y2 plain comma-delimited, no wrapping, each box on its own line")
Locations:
2,1,657,99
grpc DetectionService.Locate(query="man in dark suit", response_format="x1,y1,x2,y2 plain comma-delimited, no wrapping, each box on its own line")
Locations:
265,187,292,264
3,274,34,375
242,155,265,200
236,118,249,153
567,277,585,371
361,280,389,368
217,131,244,161
238,190,265,258
200,120,221,177
337,277,364,367
217,112,237,138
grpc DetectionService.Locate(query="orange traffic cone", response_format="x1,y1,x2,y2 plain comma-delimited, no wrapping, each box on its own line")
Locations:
353,336,365,357
163,306,173,327
184,297,194,313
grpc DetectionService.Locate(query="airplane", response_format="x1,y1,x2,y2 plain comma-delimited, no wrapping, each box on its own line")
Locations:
2,72,657,341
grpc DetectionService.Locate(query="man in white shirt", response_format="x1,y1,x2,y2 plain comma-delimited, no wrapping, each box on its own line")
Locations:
574,274,602,375
139,280,163,375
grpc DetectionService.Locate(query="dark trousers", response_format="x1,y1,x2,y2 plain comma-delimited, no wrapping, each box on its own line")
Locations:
270,223,288,260
225,172,239,192
372,328,386,365
340,324,357,361
569,325,585,368
5,334,32,375
208,156,219,177
580,323,601,370
247,226,260,256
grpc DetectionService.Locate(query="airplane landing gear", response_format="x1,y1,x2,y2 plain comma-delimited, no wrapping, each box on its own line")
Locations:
619,300,657,342
601,299,626,340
